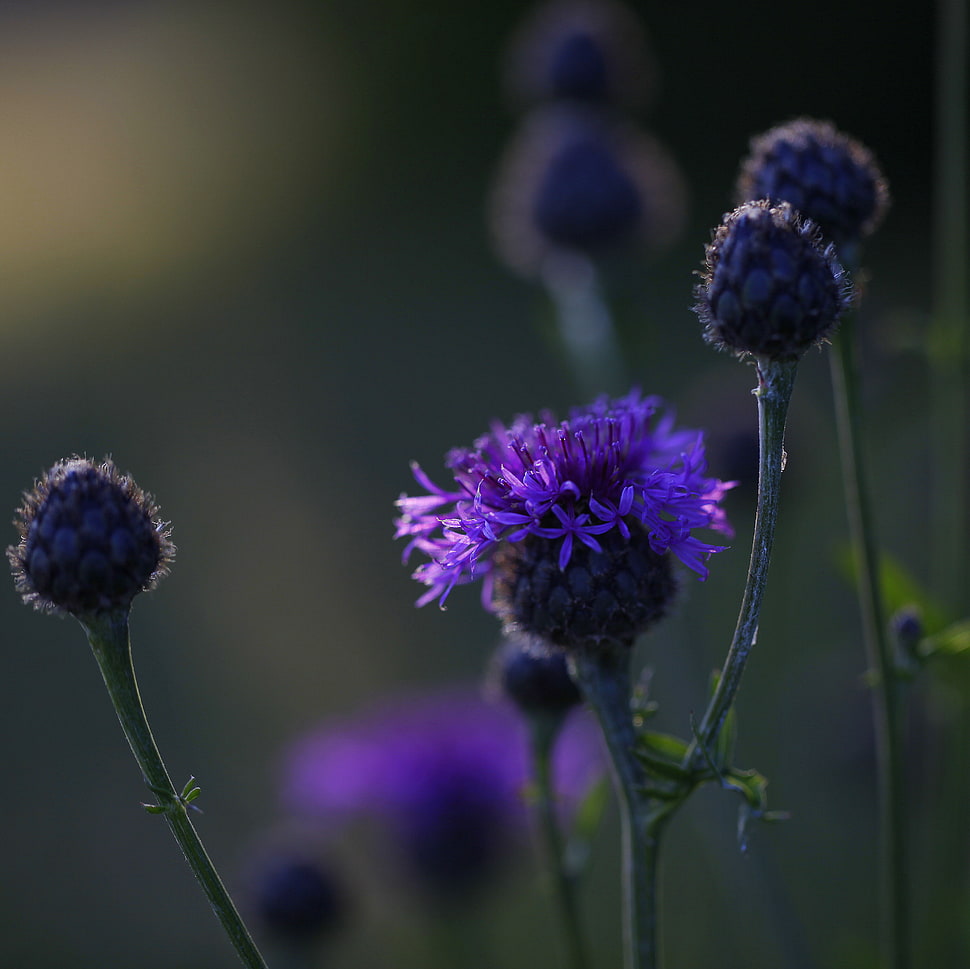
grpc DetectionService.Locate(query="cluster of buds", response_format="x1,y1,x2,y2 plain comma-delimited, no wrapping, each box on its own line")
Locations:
695,117,888,361
489,0,685,277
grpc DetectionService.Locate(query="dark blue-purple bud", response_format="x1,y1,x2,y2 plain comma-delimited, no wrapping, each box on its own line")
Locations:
398,785,512,902
891,607,924,671
490,107,685,276
503,0,655,109
495,634,582,716
736,118,889,258
251,855,345,943
9,457,173,617
694,200,851,361
533,131,642,249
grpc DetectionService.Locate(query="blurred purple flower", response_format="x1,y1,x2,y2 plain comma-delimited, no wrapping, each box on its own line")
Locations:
281,689,603,898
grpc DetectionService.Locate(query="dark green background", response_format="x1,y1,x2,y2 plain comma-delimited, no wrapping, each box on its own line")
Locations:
0,1,957,967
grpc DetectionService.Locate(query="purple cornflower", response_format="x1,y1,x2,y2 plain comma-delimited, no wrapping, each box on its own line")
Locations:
281,689,602,899
395,391,731,650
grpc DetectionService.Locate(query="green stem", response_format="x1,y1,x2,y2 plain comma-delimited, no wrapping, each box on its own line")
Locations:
81,610,269,969
926,3,969,960
528,715,591,969
542,253,628,398
688,357,797,760
830,317,908,969
569,648,661,969
930,0,969,610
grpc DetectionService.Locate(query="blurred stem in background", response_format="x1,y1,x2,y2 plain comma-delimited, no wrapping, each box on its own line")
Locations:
542,254,629,399
927,0,969,963
930,0,968,611
830,315,909,969
528,715,592,969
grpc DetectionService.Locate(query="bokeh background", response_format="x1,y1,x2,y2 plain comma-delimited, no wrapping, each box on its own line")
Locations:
0,1,958,967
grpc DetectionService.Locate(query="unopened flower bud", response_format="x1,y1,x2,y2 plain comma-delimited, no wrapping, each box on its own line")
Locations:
503,0,656,110
490,107,685,275
694,200,851,360
736,117,889,258
9,457,173,617
494,634,582,716
251,854,345,944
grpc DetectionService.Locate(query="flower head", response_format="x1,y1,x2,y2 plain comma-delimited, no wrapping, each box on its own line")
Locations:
489,107,686,276
694,200,851,361
503,0,655,110
9,457,174,617
395,390,731,650
281,689,602,900
736,117,889,259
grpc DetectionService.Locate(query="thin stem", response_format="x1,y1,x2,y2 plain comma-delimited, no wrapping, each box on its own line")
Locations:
528,715,591,969
830,318,908,969
82,610,269,969
542,252,628,398
926,4,969,960
569,648,661,969
930,0,969,610
688,357,798,761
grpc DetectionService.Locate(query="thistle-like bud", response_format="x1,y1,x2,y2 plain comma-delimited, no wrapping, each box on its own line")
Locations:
493,634,582,717
736,117,889,258
9,457,174,617
250,854,345,944
694,200,851,361
503,0,656,110
489,107,685,276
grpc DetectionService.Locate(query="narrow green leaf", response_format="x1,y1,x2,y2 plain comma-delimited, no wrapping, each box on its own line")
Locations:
922,618,970,659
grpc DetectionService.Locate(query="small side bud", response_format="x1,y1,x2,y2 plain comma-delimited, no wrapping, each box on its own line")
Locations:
492,634,583,718
249,854,346,944
891,607,924,675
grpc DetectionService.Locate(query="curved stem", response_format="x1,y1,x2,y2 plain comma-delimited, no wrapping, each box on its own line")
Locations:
82,611,269,969
688,357,797,761
528,715,591,969
569,648,661,969
830,318,909,969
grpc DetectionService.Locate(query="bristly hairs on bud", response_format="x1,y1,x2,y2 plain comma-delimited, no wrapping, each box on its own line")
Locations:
9,456,174,617
736,117,890,259
693,199,853,361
